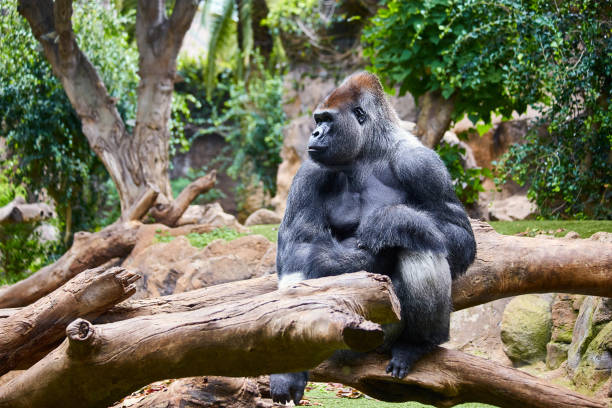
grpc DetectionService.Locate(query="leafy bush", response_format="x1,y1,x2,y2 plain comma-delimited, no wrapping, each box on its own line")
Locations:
363,0,610,218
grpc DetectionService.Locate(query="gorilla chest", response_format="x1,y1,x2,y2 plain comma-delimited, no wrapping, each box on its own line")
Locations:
324,167,406,237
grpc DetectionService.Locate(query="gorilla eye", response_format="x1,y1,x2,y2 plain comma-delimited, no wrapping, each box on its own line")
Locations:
353,107,366,125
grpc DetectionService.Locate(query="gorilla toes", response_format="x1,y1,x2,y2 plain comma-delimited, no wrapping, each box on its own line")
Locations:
386,343,428,379
270,371,309,405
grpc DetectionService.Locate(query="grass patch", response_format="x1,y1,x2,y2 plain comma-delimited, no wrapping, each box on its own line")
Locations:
303,382,497,407
155,227,247,248
488,220,612,238
246,224,279,242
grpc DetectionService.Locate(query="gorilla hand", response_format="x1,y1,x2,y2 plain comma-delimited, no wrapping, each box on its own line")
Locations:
270,371,309,405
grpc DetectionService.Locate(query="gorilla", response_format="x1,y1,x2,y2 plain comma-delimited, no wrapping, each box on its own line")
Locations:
270,72,476,405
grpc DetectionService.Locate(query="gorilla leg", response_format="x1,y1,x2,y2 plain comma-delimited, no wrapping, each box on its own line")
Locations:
386,249,452,378
270,372,309,405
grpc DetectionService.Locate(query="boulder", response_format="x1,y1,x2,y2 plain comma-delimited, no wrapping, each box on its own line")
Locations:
500,294,552,364
122,234,275,298
590,231,612,243
244,209,282,226
568,297,612,374
572,321,612,391
551,294,582,344
445,297,513,366
546,342,570,370
176,203,247,233
489,194,537,221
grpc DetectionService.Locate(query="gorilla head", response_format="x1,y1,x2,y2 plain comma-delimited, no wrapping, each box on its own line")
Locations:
308,72,398,167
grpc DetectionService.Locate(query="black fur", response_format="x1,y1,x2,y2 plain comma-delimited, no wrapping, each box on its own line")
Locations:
270,72,476,404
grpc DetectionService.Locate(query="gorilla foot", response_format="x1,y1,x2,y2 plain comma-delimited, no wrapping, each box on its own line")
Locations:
386,343,430,379
270,371,309,405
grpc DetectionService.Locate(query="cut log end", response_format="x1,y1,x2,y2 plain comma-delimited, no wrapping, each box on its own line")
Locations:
67,319,94,343
342,321,384,352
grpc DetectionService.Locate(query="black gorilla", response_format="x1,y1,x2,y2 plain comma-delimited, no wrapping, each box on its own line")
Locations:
271,72,476,404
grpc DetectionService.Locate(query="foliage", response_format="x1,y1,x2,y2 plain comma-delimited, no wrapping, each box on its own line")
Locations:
0,173,58,284
195,54,286,197
435,142,492,204
364,0,611,218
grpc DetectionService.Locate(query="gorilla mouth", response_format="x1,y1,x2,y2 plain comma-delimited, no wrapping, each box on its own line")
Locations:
308,146,325,152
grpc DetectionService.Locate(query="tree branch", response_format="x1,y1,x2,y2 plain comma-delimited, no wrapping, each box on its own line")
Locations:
150,170,217,226
0,197,54,224
452,220,612,310
0,267,138,376
311,348,606,408
0,273,400,408
0,222,142,308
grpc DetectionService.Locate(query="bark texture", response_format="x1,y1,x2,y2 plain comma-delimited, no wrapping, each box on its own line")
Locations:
453,220,612,310
0,221,142,308
0,267,138,376
415,90,455,148
17,0,198,215
0,273,400,408
311,348,606,408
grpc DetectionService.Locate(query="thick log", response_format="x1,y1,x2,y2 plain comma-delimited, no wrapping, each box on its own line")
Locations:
453,220,612,310
311,348,606,408
0,221,142,308
415,91,455,148
0,197,54,224
0,272,400,408
0,267,138,376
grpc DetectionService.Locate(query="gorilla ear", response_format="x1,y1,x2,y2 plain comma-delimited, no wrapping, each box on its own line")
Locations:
353,107,367,125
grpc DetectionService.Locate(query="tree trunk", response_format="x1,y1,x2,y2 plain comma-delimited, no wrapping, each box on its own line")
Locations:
17,0,199,216
0,272,400,408
0,267,138,376
415,90,455,148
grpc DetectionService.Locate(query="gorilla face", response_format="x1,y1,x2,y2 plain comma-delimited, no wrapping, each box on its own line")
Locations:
308,105,367,167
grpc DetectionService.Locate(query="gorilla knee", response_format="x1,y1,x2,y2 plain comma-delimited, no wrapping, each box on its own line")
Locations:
270,371,309,405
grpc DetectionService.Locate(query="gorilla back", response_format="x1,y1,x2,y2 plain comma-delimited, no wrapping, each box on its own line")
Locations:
270,72,476,404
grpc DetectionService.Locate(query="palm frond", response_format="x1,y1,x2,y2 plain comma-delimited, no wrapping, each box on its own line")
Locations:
238,0,253,69
205,0,235,98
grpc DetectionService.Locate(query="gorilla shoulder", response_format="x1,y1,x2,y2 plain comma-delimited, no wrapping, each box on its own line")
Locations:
391,139,455,203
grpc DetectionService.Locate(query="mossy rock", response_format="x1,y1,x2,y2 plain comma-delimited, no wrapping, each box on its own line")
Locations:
572,321,612,391
501,294,552,364
546,341,570,370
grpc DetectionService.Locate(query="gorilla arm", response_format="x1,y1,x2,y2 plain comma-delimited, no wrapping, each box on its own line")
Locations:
357,145,475,277
277,162,373,288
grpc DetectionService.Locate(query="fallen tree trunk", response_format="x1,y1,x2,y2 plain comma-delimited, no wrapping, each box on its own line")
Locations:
0,272,400,408
0,267,138,376
453,220,612,310
0,221,142,308
311,348,606,408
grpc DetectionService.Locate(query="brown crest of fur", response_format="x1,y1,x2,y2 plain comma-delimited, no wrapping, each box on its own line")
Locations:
318,72,386,110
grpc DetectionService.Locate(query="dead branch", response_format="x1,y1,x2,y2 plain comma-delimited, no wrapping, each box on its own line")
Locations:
0,267,138,376
150,171,217,226
311,348,606,408
453,220,612,310
123,185,159,222
0,273,400,408
0,222,142,308
0,197,53,224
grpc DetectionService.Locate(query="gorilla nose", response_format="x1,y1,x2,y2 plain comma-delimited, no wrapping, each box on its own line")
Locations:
312,130,320,137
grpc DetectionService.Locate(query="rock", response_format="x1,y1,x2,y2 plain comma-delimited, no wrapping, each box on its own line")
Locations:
122,234,275,298
489,194,537,221
244,209,282,226
590,231,612,243
564,231,580,239
546,342,570,370
568,296,612,375
445,297,513,366
500,294,552,364
550,294,581,344
572,321,612,391
176,203,247,233
33,223,60,243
